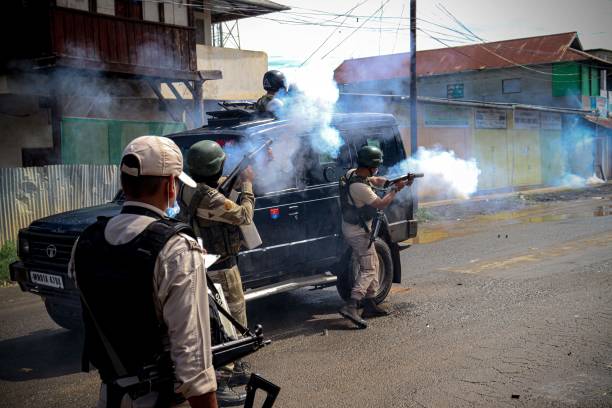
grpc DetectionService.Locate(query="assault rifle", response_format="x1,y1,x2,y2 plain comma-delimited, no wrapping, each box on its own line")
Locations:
368,173,424,249
218,139,273,197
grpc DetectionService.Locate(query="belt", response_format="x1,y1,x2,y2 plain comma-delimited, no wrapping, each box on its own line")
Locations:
208,256,237,272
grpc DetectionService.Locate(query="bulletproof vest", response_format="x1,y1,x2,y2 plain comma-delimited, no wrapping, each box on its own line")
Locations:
75,206,194,383
186,183,242,260
339,169,378,229
255,94,273,113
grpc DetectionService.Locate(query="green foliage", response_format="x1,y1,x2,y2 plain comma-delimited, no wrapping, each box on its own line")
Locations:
416,207,436,223
0,241,17,285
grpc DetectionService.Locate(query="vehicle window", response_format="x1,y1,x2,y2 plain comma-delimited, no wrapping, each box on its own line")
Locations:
303,140,352,187
350,127,403,176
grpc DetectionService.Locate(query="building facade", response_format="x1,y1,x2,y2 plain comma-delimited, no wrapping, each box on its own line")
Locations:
0,0,288,167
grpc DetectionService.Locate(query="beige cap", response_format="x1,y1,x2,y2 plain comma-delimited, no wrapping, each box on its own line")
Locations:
120,135,196,188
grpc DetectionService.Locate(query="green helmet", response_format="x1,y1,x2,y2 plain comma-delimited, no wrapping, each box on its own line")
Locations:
357,145,383,168
187,140,226,178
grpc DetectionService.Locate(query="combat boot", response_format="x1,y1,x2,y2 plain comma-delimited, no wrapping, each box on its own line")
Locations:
339,299,368,329
228,360,251,387
362,298,390,318
216,381,246,407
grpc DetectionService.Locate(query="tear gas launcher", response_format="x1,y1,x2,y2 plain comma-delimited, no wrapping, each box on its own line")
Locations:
368,173,424,249
382,172,424,189
218,139,273,197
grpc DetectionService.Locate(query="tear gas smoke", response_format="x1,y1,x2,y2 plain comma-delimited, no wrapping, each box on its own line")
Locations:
276,65,343,157
221,65,345,194
388,147,481,200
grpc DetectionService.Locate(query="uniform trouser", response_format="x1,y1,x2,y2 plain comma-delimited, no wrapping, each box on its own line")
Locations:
345,232,380,301
208,264,247,328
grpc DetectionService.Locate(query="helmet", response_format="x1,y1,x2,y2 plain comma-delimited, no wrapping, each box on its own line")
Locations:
357,145,383,168
187,140,226,179
263,70,287,92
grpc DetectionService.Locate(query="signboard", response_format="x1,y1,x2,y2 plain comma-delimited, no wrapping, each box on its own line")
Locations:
595,97,608,117
475,109,507,129
424,104,470,128
541,112,562,130
514,110,540,130
447,83,464,99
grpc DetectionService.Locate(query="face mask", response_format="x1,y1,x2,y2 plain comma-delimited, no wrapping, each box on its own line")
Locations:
165,180,181,218
166,199,181,218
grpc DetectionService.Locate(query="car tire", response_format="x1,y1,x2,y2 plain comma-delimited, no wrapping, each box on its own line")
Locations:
336,238,394,304
44,299,83,331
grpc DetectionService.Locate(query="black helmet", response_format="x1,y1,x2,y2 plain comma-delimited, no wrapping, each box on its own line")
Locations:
263,70,287,92
357,145,383,168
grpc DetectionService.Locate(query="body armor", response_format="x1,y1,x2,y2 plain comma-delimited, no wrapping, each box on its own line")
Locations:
256,94,274,113
187,184,242,261
75,206,193,405
339,170,378,231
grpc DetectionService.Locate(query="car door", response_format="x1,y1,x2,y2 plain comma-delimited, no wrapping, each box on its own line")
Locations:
299,132,354,272
235,130,309,287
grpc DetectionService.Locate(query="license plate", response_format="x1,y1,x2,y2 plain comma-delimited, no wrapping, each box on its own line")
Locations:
30,271,64,289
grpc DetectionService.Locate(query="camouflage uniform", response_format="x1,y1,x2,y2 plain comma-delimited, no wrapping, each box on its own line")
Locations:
180,179,254,327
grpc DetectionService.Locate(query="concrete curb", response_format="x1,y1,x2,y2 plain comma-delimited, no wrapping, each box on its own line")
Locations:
419,181,611,209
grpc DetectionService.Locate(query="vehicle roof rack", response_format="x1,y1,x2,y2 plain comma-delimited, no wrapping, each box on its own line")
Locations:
206,101,273,127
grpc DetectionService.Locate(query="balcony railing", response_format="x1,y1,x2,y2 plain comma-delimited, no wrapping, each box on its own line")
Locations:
47,6,197,79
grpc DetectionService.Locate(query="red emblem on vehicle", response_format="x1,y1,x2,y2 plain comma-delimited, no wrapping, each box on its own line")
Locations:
269,208,280,220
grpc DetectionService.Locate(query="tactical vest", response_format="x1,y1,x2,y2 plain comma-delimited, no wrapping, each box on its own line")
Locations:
339,170,378,231
255,94,273,112
185,183,242,262
75,206,193,386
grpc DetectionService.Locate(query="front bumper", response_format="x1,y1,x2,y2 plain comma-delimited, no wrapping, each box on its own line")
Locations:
9,260,78,301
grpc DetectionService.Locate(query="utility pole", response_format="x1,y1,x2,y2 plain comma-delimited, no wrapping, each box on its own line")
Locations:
409,0,417,156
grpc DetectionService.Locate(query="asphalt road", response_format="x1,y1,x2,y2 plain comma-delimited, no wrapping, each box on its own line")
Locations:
1,195,611,408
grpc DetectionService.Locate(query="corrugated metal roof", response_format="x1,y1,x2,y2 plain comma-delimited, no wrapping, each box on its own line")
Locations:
334,32,611,84
211,0,290,23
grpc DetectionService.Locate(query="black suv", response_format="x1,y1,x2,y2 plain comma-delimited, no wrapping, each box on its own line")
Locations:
10,112,417,330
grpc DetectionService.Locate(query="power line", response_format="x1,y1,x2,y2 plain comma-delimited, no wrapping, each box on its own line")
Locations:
320,0,392,60
392,4,405,53
300,0,370,67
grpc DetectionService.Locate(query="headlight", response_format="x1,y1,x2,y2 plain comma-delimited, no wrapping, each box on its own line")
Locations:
18,232,29,257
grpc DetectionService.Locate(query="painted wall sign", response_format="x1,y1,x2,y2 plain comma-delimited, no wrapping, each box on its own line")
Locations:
540,112,562,130
475,109,507,129
514,110,540,130
424,104,470,128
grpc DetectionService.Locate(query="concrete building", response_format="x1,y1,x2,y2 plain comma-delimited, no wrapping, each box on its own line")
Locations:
335,32,612,113
0,0,288,167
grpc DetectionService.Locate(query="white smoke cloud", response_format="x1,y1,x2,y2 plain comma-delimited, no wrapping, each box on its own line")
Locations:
276,64,343,157
390,147,481,199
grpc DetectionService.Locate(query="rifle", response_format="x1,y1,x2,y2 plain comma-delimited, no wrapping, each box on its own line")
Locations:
218,139,273,197
368,173,424,248
212,324,271,368
382,172,424,189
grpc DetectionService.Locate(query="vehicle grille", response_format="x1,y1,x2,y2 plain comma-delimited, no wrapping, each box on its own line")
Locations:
25,232,78,269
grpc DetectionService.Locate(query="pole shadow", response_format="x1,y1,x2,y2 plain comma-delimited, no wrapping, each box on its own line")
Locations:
0,328,83,381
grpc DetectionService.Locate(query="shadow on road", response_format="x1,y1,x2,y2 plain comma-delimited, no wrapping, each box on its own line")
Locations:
0,328,83,381
247,288,358,340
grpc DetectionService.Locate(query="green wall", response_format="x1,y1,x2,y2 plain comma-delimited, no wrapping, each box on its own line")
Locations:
61,118,186,165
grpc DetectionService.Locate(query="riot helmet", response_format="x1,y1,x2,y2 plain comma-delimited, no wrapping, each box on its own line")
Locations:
357,145,384,168
187,140,226,180
263,70,287,93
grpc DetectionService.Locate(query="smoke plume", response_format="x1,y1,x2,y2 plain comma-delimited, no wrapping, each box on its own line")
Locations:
388,147,481,200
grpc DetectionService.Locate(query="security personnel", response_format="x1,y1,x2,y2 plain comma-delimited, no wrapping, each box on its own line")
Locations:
180,140,255,403
71,136,217,407
338,145,412,329
255,70,287,114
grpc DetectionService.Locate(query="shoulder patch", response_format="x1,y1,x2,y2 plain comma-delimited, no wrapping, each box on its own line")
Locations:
224,199,236,211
